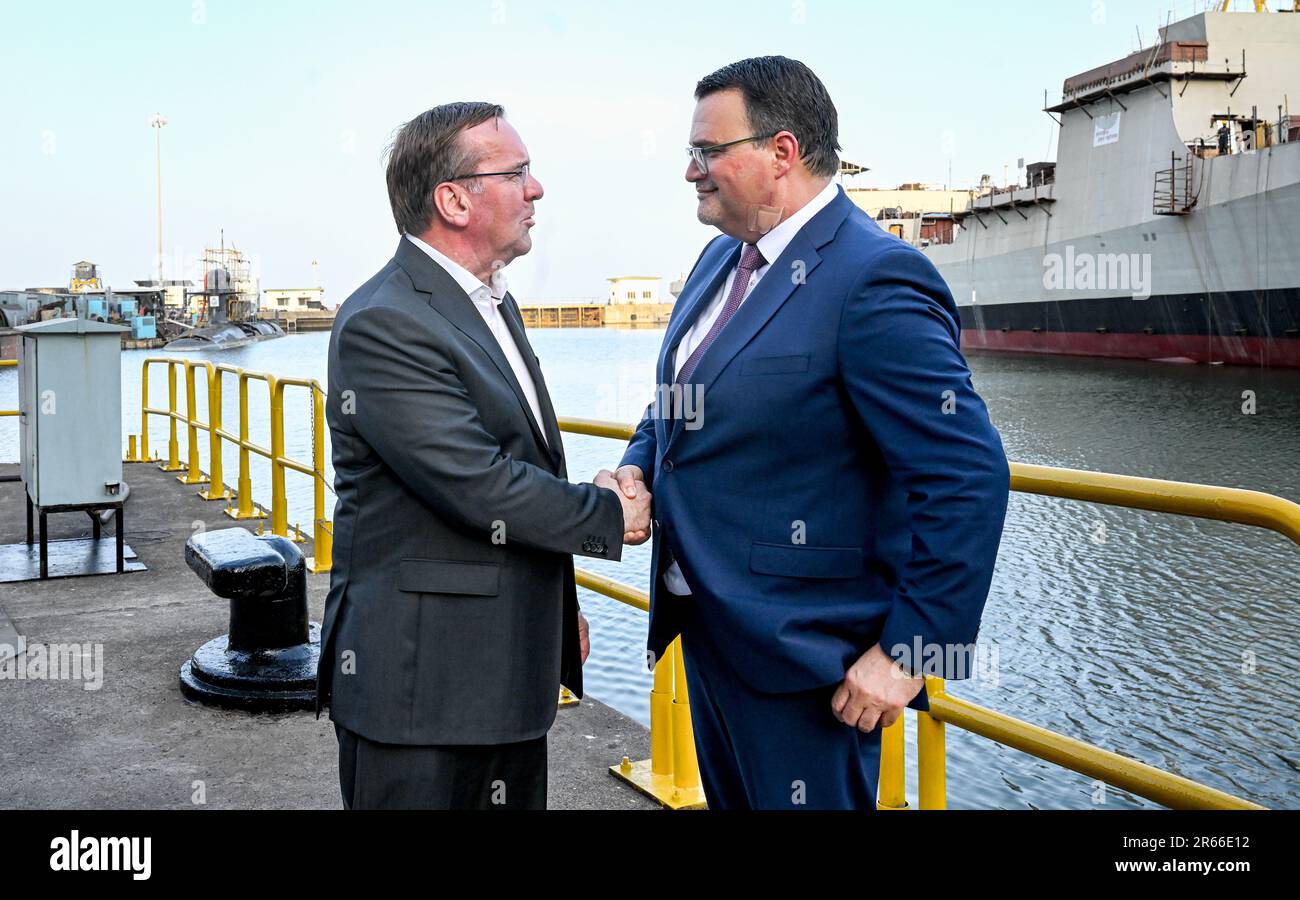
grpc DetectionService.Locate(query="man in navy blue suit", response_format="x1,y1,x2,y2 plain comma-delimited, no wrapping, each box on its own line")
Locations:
603,57,1010,810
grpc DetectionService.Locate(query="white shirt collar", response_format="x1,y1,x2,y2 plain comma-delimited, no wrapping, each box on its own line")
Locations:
754,179,840,266
405,233,508,304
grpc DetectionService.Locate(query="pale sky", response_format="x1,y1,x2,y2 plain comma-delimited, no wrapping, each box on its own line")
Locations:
0,0,1241,305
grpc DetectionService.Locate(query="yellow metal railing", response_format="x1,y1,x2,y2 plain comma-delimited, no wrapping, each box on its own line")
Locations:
559,415,1296,810
0,359,16,417
125,364,1290,810
127,358,333,574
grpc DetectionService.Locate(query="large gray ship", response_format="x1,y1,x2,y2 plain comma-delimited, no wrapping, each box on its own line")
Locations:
890,6,1299,367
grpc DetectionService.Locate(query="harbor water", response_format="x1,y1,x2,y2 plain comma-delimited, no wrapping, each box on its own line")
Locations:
1,330,1296,809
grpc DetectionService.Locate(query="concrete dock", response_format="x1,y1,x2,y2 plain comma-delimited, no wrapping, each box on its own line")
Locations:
0,462,657,810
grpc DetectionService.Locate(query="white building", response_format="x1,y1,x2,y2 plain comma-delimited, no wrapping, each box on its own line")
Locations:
606,276,661,305
263,287,326,312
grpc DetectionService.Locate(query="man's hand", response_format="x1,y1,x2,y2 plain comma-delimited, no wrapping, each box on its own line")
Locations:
595,466,651,545
614,465,650,545
578,611,590,665
830,643,925,732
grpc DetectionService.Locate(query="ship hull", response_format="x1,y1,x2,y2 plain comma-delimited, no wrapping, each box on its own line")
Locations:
958,287,1300,366
962,325,1300,366
164,320,285,351
927,104,1300,369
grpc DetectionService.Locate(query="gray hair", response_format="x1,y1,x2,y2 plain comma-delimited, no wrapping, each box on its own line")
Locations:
384,102,505,235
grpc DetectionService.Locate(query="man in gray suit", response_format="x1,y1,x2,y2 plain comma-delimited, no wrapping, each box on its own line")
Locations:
316,102,651,809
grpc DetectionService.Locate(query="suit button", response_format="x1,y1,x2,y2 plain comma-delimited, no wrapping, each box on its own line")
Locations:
652,518,660,529
662,460,674,472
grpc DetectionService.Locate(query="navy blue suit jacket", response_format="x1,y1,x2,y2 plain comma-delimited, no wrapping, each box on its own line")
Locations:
619,187,1009,706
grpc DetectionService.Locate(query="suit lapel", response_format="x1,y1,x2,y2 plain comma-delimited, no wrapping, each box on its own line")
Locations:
394,239,556,467
654,244,735,451
501,292,565,471
660,244,739,388
664,191,852,453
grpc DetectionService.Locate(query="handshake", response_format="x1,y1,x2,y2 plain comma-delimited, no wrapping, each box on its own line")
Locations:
594,465,652,546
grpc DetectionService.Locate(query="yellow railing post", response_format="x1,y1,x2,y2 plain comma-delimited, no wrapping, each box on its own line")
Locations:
177,361,207,486
159,362,182,472
126,361,151,462
140,361,150,461
307,384,332,573
877,717,909,810
269,376,287,537
650,644,674,779
312,522,333,575
670,637,702,797
917,676,947,810
224,369,264,521
236,370,256,517
199,363,228,500
609,634,705,809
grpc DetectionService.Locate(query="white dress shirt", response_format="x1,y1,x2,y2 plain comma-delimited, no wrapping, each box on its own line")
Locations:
663,179,841,595
405,233,547,448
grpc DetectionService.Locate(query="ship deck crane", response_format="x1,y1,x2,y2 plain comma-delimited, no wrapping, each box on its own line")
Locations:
1218,1,1300,12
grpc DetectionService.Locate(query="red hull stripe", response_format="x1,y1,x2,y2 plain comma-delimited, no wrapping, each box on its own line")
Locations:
962,330,1300,367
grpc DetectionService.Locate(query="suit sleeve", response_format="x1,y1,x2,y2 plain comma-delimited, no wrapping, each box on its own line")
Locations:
337,304,625,561
618,402,657,490
838,246,1010,680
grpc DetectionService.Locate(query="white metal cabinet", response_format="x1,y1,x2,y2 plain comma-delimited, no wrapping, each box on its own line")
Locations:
16,318,128,508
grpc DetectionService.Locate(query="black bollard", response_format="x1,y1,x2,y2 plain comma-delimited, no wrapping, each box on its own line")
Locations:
179,527,321,712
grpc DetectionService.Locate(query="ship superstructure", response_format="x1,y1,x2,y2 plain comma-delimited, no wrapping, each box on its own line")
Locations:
908,8,1300,366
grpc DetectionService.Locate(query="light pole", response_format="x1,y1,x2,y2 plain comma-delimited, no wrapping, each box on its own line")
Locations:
149,113,167,285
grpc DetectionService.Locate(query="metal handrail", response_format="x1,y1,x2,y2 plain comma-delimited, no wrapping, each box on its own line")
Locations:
561,416,1300,547
129,357,332,573
1012,462,1300,545
557,415,1289,809
924,688,1263,810
0,359,15,417
124,369,1287,809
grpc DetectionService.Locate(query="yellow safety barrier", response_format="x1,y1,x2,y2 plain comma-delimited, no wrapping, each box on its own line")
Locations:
917,682,1264,810
125,374,1292,810
562,416,1300,548
128,357,333,574
556,415,1295,810
574,568,704,807
0,359,16,417
1012,462,1300,545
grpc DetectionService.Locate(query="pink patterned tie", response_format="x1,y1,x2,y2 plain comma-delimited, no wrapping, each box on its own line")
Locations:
675,243,765,384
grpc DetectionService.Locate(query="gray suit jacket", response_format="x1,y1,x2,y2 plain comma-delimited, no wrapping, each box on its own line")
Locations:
315,238,624,745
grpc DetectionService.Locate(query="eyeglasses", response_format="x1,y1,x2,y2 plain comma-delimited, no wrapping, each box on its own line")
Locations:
447,163,530,186
686,134,777,175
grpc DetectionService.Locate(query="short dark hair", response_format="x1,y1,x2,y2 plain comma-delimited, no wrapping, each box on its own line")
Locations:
695,56,840,178
384,102,505,235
